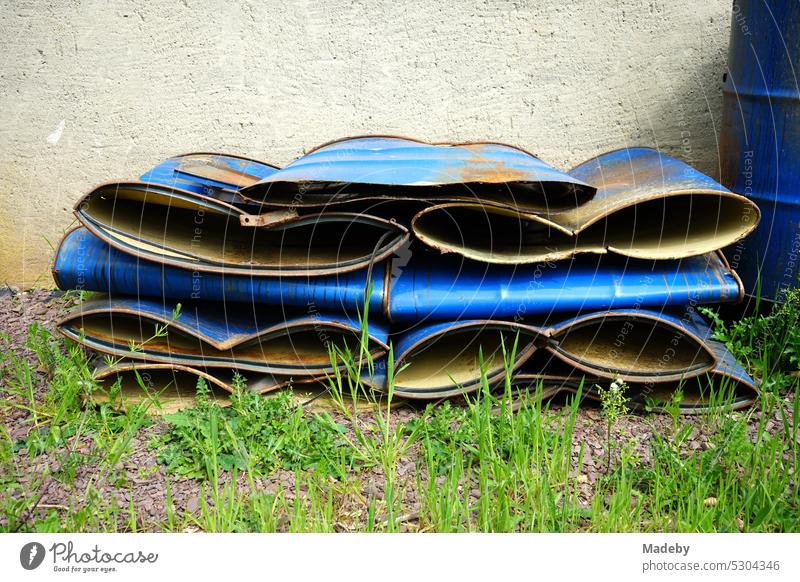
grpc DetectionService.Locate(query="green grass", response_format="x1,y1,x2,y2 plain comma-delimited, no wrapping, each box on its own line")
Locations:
153,381,357,481
701,288,800,393
0,323,153,532
0,293,798,532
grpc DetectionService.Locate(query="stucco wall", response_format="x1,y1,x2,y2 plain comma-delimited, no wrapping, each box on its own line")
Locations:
0,0,733,288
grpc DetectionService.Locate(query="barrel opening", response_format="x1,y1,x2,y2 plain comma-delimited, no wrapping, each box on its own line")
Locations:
592,193,757,259
508,375,583,398
395,327,530,391
101,368,231,398
626,374,757,412
245,181,593,214
95,368,232,411
412,193,756,263
64,313,376,370
412,205,580,263
551,316,714,378
79,186,406,270
268,216,407,271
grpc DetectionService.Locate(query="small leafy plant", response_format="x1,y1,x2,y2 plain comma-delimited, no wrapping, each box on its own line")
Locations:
153,381,356,481
701,288,800,391
596,377,630,473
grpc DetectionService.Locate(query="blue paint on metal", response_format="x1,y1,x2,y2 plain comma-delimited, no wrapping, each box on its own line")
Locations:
389,319,539,397
242,135,593,199
388,253,742,322
53,228,387,313
54,228,742,322
543,308,717,382
408,146,759,265
569,147,734,199
377,308,756,406
720,0,800,301
52,137,762,409
546,308,714,344
74,181,409,277
140,153,278,205
59,296,389,375
392,319,536,365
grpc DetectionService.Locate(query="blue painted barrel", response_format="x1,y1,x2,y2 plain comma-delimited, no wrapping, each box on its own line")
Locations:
720,0,800,302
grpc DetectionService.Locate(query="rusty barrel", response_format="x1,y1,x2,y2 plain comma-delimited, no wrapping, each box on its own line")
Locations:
720,0,800,302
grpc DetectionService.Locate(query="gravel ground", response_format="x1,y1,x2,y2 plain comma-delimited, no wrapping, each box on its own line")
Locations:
0,289,790,531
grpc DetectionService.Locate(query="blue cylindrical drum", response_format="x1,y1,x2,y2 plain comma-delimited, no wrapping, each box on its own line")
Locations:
720,0,800,302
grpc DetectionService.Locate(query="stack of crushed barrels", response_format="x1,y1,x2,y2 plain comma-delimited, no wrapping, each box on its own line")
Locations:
52,136,760,412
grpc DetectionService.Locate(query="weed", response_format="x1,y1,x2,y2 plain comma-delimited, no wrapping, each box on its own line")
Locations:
701,288,800,391
0,324,152,532
595,377,630,473
153,385,356,481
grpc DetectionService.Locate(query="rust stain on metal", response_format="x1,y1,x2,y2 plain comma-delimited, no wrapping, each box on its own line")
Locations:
240,208,300,227
177,157,263,188
434,144,532,184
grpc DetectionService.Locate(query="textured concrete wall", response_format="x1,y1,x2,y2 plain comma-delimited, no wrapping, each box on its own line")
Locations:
0,0,733,288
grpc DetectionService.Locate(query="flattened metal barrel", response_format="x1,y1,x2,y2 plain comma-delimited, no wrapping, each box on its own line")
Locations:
720,0,800,302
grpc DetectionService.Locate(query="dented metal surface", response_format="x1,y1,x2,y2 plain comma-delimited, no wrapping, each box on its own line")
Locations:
412,148,760,264
542,308,717,382
240,135,595,213
140,152,279,206
93,361,295,396
59,296,389,376
73,181,410,277
91,361,327,413
511,315,758,413
511,360,757,413
387,251,742,322
54,227,741,322
93,362,235,410
51,136,760,412
53,227,387,313
389,319,540,398
370,308,754,403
